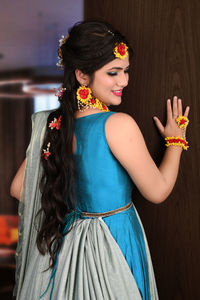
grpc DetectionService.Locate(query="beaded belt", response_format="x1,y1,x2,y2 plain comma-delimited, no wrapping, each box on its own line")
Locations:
81,201,133,218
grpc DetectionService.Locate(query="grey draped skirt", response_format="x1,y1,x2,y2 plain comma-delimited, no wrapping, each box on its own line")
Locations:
18,216,158,300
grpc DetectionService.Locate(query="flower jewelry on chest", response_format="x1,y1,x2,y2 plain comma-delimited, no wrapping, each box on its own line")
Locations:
49,116,62,130
113,42,128,59
76,86,109,112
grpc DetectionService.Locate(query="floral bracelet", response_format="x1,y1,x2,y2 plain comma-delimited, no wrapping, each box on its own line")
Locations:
165,136,189,150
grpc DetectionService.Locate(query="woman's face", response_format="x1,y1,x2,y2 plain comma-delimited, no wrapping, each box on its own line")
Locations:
89,55,130,106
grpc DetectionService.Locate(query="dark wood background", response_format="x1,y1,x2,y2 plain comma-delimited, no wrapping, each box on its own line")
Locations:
0,96,33,214
0,86,33,299
84,0,200,299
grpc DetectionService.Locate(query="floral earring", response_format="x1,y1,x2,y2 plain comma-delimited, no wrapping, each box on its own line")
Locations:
76,85,109,112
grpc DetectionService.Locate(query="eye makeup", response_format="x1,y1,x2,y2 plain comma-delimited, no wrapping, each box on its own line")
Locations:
107,67,130,76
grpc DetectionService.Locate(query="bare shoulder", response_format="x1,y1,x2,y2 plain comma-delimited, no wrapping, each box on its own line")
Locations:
104,111,147,171
105,112,140,145
106,112,135,124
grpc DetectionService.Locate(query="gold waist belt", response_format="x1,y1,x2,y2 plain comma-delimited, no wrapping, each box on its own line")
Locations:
81,201,133,218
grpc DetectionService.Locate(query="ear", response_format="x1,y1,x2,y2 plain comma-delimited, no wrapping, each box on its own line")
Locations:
75,69,90,86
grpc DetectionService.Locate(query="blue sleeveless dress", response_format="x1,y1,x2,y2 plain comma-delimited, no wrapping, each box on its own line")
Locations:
73,111,150,299
16,110,159,300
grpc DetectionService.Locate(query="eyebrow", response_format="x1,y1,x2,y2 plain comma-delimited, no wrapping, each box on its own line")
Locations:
107,65,130,71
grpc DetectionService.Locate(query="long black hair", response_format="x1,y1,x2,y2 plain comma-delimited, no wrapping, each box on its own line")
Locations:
36,20,133,267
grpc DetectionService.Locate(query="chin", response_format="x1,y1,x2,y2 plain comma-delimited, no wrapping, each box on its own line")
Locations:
114,99,122,105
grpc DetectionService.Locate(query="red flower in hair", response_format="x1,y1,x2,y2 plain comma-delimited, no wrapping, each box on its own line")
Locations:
55,87,66,98
42,151,51,160
113,42,128,59
118,44,126,55
49,116,62,130
42,142,51,160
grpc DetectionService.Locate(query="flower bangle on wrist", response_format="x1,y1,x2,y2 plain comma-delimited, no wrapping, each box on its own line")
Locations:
165,136,189,151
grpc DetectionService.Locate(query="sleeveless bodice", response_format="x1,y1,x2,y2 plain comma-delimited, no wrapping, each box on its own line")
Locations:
16,112,158,300
73,111,134,213
73,111,152,299
15,110,158,300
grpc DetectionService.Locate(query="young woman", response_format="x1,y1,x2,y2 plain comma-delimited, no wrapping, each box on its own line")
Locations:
10,21,190,300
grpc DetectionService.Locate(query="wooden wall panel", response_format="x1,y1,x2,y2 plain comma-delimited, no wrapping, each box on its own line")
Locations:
85,1,200,299
0,98,33,214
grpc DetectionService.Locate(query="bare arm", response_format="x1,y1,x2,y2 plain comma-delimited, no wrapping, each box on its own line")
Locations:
10,159,26,201
105,96,190,204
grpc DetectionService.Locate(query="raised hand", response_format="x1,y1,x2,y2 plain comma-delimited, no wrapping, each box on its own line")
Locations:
153,96,190,139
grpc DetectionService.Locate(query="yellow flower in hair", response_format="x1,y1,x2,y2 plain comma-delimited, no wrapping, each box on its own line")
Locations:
113,43,128,59
57,34,70,69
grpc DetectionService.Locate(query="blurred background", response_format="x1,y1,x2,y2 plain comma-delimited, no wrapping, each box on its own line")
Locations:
0,0,83,298
1,0,200,299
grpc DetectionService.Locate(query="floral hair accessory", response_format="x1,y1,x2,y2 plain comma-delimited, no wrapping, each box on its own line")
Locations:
176,115,189,129
165,136,189,150
56,34,70,69
76,86,92,103
49,116,62,130
55,86,66,98
113,42,128,59
107,29,114,36
42,142,51,160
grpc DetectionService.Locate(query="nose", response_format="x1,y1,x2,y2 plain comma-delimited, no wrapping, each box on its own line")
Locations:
118,72,129,88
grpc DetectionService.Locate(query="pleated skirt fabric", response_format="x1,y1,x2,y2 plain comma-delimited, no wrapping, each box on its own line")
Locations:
18,215,158,300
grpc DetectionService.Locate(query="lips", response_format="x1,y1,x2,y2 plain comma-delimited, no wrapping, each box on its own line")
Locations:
112,89,123,96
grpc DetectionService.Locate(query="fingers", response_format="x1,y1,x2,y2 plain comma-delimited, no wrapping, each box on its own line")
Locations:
178,98,183,115
172,96,178,118
184,106,190,117
169,96,187,118
173,96,189,117
153,116,164,135
167,99,172,121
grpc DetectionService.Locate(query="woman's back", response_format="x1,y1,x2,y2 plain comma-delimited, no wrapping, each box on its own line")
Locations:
73,111,133,212
72,111,156,299
16,110,158,300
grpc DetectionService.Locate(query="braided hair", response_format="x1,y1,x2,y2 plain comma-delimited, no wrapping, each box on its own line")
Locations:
36,20,133,267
